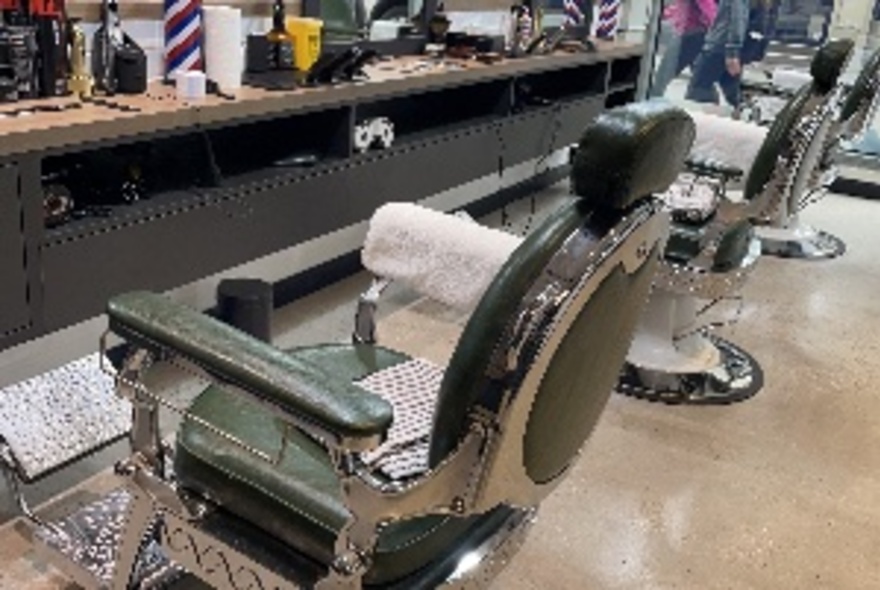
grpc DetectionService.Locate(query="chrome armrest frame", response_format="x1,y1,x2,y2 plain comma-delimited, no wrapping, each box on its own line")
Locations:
353,277,391,345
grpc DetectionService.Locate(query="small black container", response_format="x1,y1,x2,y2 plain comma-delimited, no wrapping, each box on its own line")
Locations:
115,45,147,94
216,279,274,343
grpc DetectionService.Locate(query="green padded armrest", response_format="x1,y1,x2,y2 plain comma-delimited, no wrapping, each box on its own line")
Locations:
107,291,393,451
685,156,744,183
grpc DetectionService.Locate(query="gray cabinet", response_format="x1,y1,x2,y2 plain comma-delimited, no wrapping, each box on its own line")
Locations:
0,164,29,335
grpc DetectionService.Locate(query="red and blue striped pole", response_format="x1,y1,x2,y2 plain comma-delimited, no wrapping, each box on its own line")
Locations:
563,0,586,26
596,0,621,39
164,0,203,77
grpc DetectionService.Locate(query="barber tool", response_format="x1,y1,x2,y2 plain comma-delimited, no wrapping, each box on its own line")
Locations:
92,0,122,92
42,183,74,227
0,26,37,100
93,0,147,94
427,4,450,45
306,46,378,85
33,0,67,97
66,19,93,98
1,1,65,98
354,117,395,153
508,4,534,55
266,0,294,70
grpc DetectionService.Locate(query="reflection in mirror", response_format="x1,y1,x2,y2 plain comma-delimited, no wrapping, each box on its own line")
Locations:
315,0,427,41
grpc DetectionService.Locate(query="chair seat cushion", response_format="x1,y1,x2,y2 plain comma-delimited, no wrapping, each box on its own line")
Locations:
174,343,491,586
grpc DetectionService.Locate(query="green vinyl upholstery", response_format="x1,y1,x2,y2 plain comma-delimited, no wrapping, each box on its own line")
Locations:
174,343,506,586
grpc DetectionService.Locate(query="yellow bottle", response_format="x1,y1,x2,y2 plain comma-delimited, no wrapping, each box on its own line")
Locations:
285,17,323,72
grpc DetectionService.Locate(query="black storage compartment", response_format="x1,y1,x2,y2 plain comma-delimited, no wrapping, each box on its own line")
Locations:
609,56,641,89
356,80,511,143
0,163,29,336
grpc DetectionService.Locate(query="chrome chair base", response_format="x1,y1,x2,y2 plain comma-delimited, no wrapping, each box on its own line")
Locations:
758,225,846,259
618,334,764,405
33,484,536,590
34,489,183,590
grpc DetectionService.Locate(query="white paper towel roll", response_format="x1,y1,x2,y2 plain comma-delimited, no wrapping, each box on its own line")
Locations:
204,6,243,91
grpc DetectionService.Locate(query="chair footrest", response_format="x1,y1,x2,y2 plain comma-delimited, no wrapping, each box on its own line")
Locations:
34,488,183,589
0,353,130,482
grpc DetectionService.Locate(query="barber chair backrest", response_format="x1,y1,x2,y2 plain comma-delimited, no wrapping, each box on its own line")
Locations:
744,39,854,204
810,39,854,96
839,46,880,137
430,102,695,509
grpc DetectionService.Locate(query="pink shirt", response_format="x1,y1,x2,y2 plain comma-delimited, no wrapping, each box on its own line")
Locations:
664,0,718,34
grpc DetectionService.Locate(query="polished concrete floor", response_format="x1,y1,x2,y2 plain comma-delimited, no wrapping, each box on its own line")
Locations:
2,186,880,588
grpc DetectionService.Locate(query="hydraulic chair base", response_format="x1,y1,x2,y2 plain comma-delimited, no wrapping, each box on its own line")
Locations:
33,485,538,590
757,223,846,259
618,333,764,405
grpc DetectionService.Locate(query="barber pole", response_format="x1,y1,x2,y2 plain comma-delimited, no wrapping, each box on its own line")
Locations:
596,0,621,39
563,0,585,26
164,0,203,77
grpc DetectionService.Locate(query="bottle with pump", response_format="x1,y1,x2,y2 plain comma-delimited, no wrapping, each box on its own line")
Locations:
266,0,293,69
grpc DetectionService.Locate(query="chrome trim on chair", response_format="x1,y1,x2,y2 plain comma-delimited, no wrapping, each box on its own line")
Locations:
653,238,762,301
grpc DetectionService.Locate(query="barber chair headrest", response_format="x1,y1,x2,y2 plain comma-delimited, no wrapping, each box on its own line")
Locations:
810,38,854,94
571,101,696,210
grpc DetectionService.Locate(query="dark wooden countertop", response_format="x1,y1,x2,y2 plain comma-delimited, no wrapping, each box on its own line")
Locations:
0,40,642,159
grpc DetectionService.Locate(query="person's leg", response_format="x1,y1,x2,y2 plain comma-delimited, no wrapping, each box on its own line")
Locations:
686,46,724,103
650,32,684,97
678,32,706,72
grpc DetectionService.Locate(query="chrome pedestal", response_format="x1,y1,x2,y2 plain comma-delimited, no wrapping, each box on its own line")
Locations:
619,333,764,405
757,223,846,259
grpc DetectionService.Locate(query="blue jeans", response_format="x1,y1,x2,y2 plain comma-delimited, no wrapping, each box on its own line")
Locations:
686,45,742,106
651,30,707,98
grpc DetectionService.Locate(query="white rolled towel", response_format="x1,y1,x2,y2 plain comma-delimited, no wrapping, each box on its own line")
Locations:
363,203,523,312
688,110,769,176
772,67,812,92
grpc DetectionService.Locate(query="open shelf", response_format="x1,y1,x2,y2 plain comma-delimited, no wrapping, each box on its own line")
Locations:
355,80,511,145
206,107,353,180
513,62,608,111
41,107,354,242
606,87,636,109
609,56,641,88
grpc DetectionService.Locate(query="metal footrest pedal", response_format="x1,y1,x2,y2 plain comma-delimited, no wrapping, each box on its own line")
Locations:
618,334,764,405
33,488,184,589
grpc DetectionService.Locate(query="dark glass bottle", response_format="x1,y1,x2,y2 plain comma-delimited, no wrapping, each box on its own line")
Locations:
267,0,293,68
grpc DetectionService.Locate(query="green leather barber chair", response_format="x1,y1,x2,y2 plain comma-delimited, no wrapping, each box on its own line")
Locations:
670,40,852,259
32,102,695,589
616,41,853,405
808,45,880,197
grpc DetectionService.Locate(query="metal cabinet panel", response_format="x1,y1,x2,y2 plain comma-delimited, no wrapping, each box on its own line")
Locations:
553,96,606,149
41,127,501,331
0,164,29,336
